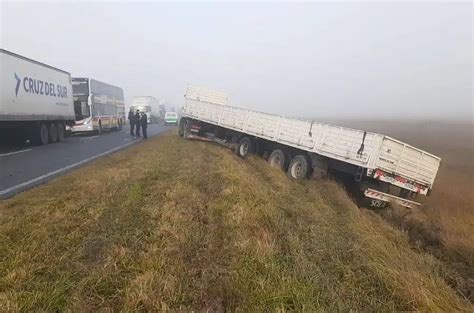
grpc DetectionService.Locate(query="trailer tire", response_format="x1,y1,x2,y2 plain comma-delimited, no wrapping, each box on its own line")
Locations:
178,119,185,137
57,122,65,141
36,124,49,145
287,155,309,180
183,120,191,139
268,149,287,170
235,136,253,158
48,123,58,143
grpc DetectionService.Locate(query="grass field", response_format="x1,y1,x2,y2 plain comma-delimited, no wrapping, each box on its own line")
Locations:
1,131,472,311
324,119,474,300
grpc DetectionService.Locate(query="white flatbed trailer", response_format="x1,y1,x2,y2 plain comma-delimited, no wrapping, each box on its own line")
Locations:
180,86,441,209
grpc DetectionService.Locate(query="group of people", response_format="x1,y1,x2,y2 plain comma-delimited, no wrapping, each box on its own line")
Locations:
128,109,148,139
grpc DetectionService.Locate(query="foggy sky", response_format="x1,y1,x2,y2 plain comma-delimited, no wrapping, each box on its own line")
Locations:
1,1,472,120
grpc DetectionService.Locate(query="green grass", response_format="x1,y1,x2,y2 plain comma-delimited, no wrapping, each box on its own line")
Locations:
0,132,472,311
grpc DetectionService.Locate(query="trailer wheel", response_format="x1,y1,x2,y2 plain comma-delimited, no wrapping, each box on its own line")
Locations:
37,124,49,145
287,155,309,180
48,123,58,143
268,149,287,170
235,136,253,158
178,119,185,137
183,120,192,139
57,123,65,141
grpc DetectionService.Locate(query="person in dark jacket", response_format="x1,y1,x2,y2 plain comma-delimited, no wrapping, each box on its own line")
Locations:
135,110,141,136
128,108,135,136
140,112,148,139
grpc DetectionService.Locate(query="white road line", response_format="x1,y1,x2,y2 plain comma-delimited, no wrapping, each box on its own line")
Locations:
0,142,135,197
0,149,32,157
80,135,99,141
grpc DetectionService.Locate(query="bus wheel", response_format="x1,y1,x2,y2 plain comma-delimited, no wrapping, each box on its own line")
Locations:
287,155,309,180
57,123,65,141
48,123,58,143
268,149,287,170
235,136,253,158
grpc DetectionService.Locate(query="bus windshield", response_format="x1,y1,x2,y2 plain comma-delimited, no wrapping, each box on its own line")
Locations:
72,80,89,95
72,79,90,121
73,96,90,120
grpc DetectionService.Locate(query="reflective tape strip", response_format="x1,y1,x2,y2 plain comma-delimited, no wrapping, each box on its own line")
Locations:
373,169,429,195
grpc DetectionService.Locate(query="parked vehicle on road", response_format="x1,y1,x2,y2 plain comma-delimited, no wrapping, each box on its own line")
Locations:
179,86,441,209
71,78,125,134
0,49,75,145
158,104,166,122
164,112,178,126
131,96,159,124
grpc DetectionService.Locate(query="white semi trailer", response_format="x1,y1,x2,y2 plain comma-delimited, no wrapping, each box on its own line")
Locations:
131,96,159,123
179,86,441,209
0,49,74,145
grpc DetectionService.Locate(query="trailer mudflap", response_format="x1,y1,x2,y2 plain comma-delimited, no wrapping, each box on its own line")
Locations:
364,188,421,209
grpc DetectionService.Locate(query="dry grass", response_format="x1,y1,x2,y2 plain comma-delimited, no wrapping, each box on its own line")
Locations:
1,131,472,311
324,119,474,300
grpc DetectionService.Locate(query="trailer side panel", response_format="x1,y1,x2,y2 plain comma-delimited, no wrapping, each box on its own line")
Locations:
0,50,74,122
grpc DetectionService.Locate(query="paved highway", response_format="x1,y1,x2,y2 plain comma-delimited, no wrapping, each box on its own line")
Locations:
0,124,172,199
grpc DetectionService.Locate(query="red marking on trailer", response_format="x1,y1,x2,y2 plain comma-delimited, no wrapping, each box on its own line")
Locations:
373,169,429,195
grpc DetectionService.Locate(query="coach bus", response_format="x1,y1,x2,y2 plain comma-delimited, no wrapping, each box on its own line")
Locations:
71,78,125,133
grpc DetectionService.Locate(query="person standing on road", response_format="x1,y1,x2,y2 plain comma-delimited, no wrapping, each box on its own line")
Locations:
135,110,141,137
128,108,135,136
140,112,148,139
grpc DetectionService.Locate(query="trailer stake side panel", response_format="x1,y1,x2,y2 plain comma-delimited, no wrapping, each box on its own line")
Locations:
374,137,441,188
183,86,441,192
184,99,380,168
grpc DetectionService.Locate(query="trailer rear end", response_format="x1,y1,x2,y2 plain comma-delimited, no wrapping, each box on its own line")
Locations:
372,137,440,194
